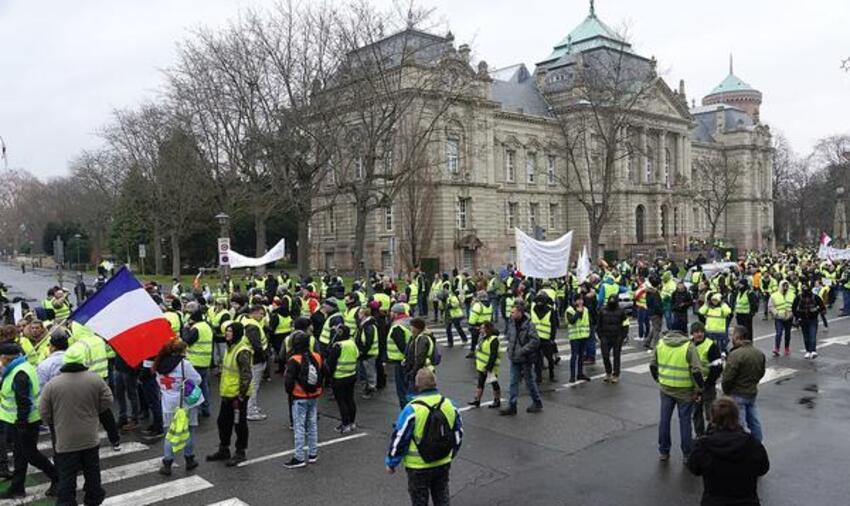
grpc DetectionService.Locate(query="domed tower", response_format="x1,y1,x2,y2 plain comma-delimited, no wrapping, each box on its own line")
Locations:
702,55,762,123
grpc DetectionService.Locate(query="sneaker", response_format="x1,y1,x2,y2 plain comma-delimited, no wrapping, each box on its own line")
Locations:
283,457,306,469
348,423,357,430
804,352,811,359
335,423,345,433
659,453,670,462
772,349,780,357
361,389,374,400
247,413,268,421
603,375,612,383
341,424,352,434
307,454,318,464
611,376,620,384
226,451,246,467
811,351,818,359
112,442,121,452
526,403,543,413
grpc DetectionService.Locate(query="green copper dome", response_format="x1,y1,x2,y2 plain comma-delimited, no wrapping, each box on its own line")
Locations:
541,2,633,63
709,73,755,94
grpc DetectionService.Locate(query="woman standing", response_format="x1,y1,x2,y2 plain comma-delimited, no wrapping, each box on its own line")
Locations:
565,298,592,383
153,339,203,476
597,295,628,384
468,321,502,409
429,274,443,323
792,283,826,359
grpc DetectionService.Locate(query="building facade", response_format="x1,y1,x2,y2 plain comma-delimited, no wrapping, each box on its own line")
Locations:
312,4,774,273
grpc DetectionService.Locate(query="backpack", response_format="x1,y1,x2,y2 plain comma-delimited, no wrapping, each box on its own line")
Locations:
299,353,322,393
429,335,442,366
411,396,454,463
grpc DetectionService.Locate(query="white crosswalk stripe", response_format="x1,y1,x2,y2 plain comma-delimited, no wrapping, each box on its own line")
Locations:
102,475,213,505
208,498,251,506
27,442,148,476
622,363,798,386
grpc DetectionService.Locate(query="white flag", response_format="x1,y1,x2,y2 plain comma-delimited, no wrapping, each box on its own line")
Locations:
514,228,572,279
576,245,591,283
229,239,286,269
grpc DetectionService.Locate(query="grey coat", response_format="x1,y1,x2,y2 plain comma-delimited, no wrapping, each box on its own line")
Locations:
505,315,539,363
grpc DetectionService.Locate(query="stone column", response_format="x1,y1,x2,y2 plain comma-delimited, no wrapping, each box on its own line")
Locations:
640,127,648,184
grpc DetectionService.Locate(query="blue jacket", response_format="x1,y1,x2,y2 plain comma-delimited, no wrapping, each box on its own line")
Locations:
385,389,463,470
597,278,627,306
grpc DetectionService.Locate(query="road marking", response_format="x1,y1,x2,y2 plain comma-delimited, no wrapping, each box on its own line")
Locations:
558,372,608,389
207,499,250,506
458,398,505,412
623,363,650,374
102,475,210,506
1,456,178,506
27,442,148,475
818,335,850,348
239,432,368,467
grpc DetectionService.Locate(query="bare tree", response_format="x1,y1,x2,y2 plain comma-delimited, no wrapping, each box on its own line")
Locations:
545,30,658,260
693,153,744,242
397,155,437,269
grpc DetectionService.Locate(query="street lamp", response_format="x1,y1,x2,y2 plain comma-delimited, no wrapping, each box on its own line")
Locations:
215,212,231,280
74,233,82,267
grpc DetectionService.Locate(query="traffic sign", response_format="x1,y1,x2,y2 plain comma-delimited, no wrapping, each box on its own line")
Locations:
138,244,146,259
218,238,231,266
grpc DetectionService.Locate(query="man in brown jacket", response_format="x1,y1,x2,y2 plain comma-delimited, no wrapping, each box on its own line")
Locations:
39,343,114,506
721,325,766,442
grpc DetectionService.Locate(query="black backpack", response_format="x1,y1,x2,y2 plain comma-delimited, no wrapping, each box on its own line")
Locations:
298,353,322,393
412,396,455,462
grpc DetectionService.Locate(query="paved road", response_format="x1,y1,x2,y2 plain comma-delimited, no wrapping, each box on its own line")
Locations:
1,262,850,505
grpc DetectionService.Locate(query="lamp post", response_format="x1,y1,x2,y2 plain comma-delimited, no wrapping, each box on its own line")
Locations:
216,212,231,282
73,233,82,268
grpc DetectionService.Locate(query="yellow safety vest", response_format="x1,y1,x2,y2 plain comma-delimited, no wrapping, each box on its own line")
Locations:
403,393,458,470
333,339,358,379
700,304,729,334
531,310,553,340
468,302,493,326
344,307,359,336
187,321,213,368
448,295,463,319
242,318,268,351
475,334,501,376
220,338,253,397
408,281,419,306
695,338,715,378
0,360,40,424
566,307,590,340
655,341,694,388
387,323,412,362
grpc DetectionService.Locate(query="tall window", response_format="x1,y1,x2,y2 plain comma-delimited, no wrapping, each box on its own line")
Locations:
664,148,672,188
627,149,636,182
673,207,679,236
529,203,539,231
456,198,469,230
645,148,654,183
446,138,459,175
355,157,364,180
462,249,474,271
635,205,645,244
693,207,700,234
660,205,668,238
526,152,536,183
507,202,518,229
547,155,556,185
384,150,394,175
328,208,335,235
381,251,392,271
506,150,516,182
548,203,558,230
384,206,394,232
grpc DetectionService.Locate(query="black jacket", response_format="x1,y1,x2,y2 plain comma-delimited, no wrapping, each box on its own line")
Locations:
671,289,693,315
687,429,769,506
646,288,663,316
597,304,627,340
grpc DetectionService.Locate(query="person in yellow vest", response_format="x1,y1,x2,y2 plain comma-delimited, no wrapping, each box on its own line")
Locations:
531,293,559,383
355,307,379,399
465,291,494,359
768,280,794,357
405,275,419,317
206,322,253,467
342,295,361,337
268,295,294,374
241,305,269,421
565,298,592,383
731,279,758,344
689,322,723,438
649,329,704,461
184,311,214,418
0,343,59,499
327,326,359,432
387,304,413,408
163,298,183,337
442,289,468,348
699,293,732,354
44,288,72,322
759,271,777,320
385,368,463,506
468,321,502,409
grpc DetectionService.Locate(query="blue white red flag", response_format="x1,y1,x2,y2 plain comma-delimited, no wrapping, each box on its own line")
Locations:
69,267,174,367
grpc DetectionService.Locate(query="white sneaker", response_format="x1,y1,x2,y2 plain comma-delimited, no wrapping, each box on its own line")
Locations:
247,413,268,421
803,352,811,359
811,351,818,359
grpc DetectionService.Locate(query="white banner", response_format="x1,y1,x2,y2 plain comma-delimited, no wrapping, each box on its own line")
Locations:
229,239,286,269
576,244,591,283
514,228,572,279
818,244,850,261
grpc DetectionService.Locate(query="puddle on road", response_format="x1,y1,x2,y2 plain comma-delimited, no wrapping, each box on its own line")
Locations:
803,384,819,393
797,384,819,409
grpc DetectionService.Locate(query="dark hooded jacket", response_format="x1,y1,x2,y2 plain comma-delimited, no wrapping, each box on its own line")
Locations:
687,429,769,506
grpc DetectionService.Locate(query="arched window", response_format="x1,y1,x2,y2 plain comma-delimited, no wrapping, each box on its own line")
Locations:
645,147,654,183
636,205,646,244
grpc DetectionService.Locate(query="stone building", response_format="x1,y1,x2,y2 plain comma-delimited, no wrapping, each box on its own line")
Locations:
311,3,774,273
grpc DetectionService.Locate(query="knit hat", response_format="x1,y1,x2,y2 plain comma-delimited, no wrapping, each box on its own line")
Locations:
689,321,705,334
63,343,87,365
322,298,339,309
390,303,407,314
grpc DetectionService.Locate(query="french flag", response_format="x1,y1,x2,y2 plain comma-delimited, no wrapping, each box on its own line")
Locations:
69,267,175,368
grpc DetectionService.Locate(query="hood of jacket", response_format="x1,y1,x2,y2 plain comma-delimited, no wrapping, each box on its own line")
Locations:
155,355,182,375
701,429,757,461
660,330,691,347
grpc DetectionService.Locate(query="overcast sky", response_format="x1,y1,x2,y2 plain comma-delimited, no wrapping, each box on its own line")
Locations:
1,0,848,179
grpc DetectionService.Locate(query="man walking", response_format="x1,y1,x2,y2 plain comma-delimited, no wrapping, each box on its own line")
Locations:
386,368,463,506
722,326,766,442
39,344,113,505
645,278,664,349
650,329,704,461
689,322,723,437
500,301,542,415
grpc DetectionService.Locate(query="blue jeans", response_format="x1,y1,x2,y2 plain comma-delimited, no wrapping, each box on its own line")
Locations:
197,367,211,416
445,318,467,346
114,370,139,423
664,309,673,330
569,339,587,379
800,318,818,352
139,375,163,431
393,363,408,408
164,426,194,459
508,361,541,408
584,328,596,360
293,398,318,461
658,391,694,456
774,319,791,350
706,332,728,354
732,395,763,442
637,308,649,338
843,287,850,314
